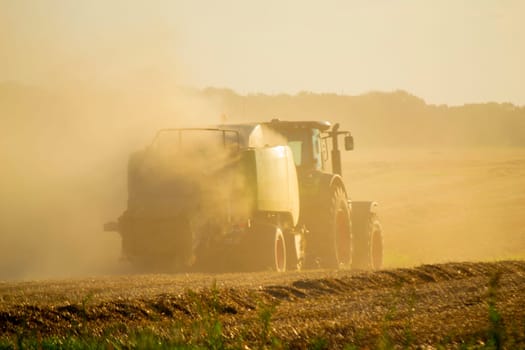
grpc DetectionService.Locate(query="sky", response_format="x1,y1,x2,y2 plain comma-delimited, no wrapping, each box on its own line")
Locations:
1,0,524,105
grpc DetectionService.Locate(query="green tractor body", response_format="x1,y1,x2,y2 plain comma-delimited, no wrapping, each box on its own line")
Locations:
105,120,382,272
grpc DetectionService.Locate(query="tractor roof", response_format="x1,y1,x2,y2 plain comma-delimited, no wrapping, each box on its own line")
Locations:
265,119,332,131
216,120,332,148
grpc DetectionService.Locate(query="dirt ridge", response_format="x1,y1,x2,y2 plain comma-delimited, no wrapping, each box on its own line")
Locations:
1,261,524,339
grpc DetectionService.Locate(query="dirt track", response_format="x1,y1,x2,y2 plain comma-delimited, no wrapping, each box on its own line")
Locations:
1,260,524,348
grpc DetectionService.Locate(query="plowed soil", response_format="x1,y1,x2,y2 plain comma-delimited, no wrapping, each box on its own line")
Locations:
1,260,525,348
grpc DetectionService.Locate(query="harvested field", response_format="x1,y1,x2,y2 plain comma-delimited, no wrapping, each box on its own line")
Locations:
344,148,525,267
1,260,525,348
2,3,525,348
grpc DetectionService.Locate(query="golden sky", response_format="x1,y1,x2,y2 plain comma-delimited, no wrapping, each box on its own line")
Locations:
1,0,524,105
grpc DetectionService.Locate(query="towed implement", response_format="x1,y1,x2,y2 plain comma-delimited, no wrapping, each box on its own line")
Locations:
105,120,383,272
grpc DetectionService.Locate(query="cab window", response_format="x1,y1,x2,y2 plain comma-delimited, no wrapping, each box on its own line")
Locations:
282,128,323,171
287,141,303,166
311,129,322,170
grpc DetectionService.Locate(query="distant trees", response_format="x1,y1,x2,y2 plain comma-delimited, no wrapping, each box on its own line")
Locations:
2,82,523,148
203,88,525,148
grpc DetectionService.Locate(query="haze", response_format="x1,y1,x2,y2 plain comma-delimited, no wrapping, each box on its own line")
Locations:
2,0,524,105
1,1,524,280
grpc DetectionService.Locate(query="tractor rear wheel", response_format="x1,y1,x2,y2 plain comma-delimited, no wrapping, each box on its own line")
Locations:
306,185,352,269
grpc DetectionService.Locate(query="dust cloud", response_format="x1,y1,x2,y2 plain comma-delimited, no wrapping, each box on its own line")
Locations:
0,3,226,280
2,3,524,281
0,82,226,280
132,129,255,241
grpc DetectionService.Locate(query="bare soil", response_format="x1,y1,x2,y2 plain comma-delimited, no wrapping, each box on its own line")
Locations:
1,260,524,348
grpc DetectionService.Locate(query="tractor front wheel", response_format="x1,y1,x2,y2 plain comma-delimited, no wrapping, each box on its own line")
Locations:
370,218,383,270
352,203,383,270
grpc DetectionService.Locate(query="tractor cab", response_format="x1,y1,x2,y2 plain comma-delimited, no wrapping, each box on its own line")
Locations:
265,119,353,176
266,120,329,173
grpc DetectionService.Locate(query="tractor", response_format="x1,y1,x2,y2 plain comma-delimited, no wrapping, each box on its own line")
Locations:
104,120,383,272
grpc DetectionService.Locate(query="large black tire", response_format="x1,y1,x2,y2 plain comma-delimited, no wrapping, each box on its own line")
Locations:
352,203,383,270
370,218,383,270
305,186,352,269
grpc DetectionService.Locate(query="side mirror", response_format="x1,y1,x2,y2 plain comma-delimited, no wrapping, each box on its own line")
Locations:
344,134,354,151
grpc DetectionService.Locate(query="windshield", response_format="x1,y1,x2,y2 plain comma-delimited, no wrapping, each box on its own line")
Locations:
287,140,303,166
275,128,322,171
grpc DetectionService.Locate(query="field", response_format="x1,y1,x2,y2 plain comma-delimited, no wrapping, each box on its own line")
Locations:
1,261,525,348
344,148,525,267
1,148,525,348
2,1,525,347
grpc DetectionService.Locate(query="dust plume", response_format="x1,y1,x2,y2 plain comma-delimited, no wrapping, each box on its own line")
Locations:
0,2,225,280
0,83,226,280
2,2,524,281
119,129,259,271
